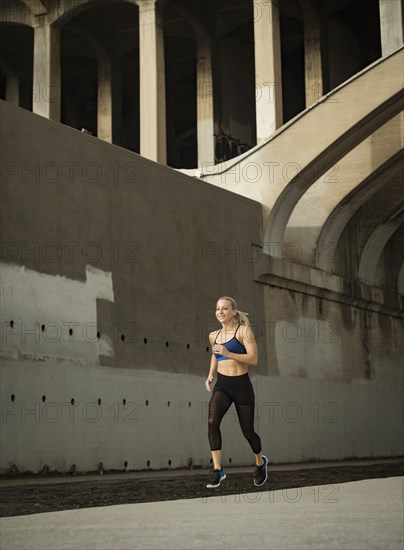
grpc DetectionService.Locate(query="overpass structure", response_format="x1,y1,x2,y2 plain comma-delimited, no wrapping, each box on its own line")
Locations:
0,0,403,474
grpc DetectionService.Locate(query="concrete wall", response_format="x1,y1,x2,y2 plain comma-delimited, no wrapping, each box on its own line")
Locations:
0,99,266,473
1,99,403,474
261,284,404,461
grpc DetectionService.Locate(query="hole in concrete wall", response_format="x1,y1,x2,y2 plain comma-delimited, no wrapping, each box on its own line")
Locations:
97,331,101,339
11,394,15,401
168,460,172,466
71,398,75,405
123,398,126,406
165,341,169,347
145,400,149,406
144,338,147,344
42,395,46,402
124,461,128,468
187,343,190,349
188,401,191,407
98,398,101,405
167,401,170,407
206,347,209,352
69,328,73,336
210,458,213,464
147,460,150,467
121,334,125,341
229,458,232,464
10,320,14,328
41,324,45,332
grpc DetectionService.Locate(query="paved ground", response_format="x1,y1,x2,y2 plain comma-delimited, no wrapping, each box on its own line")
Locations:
1,459,403,549
1,475,403,550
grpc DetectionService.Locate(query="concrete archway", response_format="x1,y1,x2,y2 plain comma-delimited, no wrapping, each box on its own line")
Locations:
262,50,404,257
358,207,404,285
202,48,404,249
19,0,46,15
0,22,33,110
168,2,214,168
316,150,404,269
284,112,404,266
58,2,139,146
0,54,20,105
50,0,138,28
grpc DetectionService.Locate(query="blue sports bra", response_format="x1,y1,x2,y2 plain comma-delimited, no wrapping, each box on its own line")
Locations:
214,324,247,361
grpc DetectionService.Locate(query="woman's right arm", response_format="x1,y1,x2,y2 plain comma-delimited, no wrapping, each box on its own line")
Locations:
205,334,218,391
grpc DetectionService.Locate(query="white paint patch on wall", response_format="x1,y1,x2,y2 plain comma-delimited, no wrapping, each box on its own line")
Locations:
0,262,114,365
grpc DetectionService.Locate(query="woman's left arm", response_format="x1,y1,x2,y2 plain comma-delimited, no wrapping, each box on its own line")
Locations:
213,325,258,366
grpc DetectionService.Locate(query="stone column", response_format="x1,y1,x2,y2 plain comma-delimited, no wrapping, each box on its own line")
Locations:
32,16,61,121
138,0,167,164
304,12,323,107
253,0,283,143
197,37,214,169
5,74,19,106
98,53,113,143
379,0,404,56
111,56,123,146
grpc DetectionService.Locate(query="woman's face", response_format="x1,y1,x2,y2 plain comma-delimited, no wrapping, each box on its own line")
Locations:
216,299,236,324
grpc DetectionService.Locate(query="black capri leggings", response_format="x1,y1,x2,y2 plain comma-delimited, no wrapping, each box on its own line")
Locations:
208,372,262,454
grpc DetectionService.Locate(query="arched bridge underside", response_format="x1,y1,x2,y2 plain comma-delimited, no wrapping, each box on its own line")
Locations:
203,47,404,309
0,1,403,473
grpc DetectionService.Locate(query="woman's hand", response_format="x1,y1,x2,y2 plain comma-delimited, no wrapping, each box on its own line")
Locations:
205,375,214,392
212,344,230,358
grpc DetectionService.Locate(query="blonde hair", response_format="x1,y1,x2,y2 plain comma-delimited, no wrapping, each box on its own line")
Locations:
217,296,250,327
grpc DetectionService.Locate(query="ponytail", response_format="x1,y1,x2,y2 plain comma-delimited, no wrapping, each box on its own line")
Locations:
235,310,250,327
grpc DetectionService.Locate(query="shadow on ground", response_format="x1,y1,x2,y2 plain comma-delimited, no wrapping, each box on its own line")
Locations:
1,462,403,517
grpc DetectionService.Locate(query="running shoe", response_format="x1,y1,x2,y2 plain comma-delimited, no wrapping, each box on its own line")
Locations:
206,468,226,488
254,455,268,486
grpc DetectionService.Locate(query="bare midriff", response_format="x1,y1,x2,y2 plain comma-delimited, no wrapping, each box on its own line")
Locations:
217,359,248,377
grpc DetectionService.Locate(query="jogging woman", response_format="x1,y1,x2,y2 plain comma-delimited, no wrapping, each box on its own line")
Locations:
205,296,268,488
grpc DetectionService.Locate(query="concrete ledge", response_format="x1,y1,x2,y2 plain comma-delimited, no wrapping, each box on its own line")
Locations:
253,248,404,316
1,457,402,487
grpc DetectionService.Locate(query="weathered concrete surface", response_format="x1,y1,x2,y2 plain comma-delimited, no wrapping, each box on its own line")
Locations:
1,98,403,473
0,98,266,473
1,476,403,549
1,0,403,488
0,99,264,376
379,0,404,56
2,359,403,472
285,112,404,266
201,47,404,247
